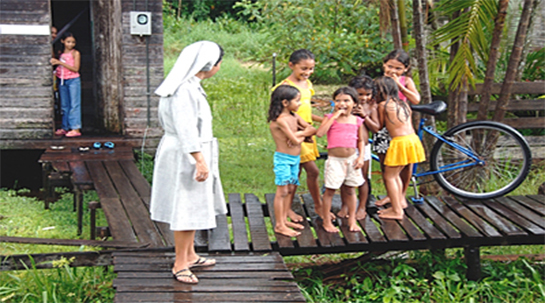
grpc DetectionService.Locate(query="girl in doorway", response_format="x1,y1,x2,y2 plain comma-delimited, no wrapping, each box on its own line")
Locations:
374,49,420,206
316,87,367,233
51,31,82,137
375,76,425,219
275,49,332,222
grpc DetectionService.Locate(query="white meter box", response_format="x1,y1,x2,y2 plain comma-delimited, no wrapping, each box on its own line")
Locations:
130,11,151,36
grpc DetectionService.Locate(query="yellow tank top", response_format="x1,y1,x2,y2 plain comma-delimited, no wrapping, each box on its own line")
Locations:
273,78,315,124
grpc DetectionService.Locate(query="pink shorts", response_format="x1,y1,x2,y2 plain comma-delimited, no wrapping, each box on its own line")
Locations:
324,153,364,189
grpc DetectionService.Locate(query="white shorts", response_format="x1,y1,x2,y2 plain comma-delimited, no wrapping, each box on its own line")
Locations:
324,153,365,189
363,144,371,162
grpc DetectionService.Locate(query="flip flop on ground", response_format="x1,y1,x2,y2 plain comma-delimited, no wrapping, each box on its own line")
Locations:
172,268,198,284
189,257,216,268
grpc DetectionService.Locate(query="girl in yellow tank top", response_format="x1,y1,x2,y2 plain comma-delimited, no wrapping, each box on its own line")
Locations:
271,49,334,222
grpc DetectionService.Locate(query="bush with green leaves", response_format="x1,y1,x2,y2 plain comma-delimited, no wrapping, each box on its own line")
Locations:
234,0,393,84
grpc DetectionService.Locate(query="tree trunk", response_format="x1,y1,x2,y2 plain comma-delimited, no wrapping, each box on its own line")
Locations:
413,0,440,196
398,0,409,51
493,0,535,122
177,0,182,19
390,0,402,49
476,0,509,122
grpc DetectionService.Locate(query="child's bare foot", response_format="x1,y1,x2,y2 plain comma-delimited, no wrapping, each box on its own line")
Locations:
322,222,339,233
401,199,408,209
336,206,349,218
375,196,391,207
355,208,367,220
328,211,336,221
288,209,303,222
286,221,304,230
274,226,301,237
349,222,361,232
378,208,404,220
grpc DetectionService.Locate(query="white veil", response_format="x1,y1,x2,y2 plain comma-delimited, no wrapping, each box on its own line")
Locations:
155,41,221,97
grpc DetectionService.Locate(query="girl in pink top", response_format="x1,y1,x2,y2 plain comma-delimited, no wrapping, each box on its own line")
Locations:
316,87,368,233
51,32,82,137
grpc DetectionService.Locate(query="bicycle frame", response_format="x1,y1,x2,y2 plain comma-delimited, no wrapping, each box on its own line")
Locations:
409,117,484,203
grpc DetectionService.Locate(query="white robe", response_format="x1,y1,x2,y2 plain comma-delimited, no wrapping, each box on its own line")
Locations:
150,76,227,231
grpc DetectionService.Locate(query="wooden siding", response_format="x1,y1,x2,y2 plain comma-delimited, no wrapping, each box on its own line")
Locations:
0,0,54,143
121,0,164,149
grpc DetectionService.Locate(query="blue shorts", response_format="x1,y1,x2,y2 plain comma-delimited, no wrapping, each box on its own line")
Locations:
273,152,301,186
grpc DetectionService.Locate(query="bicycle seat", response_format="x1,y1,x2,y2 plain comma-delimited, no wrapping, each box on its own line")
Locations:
410,100,447,115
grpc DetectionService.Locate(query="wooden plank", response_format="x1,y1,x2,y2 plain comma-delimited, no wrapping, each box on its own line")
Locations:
69,161,93,185
404,204,446,239
114,292,306,303
0,236,146,248
331,196,367,244
416,202,461,239
112,252,285,264
290,195,319,248
464,201,527,236
442,197,502,237
468,117,544,129
527,195,545,205
86,162,137,242
208,213,231,252
467,99,545,111
357,215,387,243
300,193,345,247
371,213,409,242
496,197,545,229
244,194,272,252
51,161,70,173
482,200,545,235
468,81,545,95
264,193,295,248
39,150,134,162
425,196,482,238
116,271,294,280
114,262,290,272
228,193,250,252
510,196,545,216
103,161,164,247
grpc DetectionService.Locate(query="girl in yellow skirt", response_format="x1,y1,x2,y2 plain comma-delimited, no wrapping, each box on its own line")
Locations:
375,77,425,220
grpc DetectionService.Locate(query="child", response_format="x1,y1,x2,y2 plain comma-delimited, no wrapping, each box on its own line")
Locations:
51,32,82,137
316,87,367,233
268,85,317,237
375,77,425,220
374,49,421,206
338,75,378,220
275,49,333,222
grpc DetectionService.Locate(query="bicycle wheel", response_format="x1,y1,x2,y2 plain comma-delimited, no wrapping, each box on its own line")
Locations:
430,121,531,199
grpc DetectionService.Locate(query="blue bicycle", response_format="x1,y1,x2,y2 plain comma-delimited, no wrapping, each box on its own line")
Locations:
399,100,533,201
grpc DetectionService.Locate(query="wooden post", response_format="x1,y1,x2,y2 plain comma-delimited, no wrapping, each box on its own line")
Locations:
464,245,481,281
89,201,100,240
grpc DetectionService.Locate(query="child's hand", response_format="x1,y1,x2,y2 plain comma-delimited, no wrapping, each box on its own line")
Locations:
50,58,60,65
352,104,365,117
353,157,364,170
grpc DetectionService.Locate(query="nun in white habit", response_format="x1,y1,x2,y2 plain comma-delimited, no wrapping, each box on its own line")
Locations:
150,41,227,284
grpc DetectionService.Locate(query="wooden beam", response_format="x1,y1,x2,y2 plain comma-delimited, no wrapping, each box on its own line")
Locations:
468,81,545,95
0,236,148,249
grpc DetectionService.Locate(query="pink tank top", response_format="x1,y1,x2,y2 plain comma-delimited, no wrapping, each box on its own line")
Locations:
398,76,407,102
325,114,364,149
55,50,80,79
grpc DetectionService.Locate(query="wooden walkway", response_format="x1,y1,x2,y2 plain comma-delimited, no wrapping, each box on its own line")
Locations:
112,252,305,303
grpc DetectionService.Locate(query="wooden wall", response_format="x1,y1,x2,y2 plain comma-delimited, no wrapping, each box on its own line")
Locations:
120,0,164,150
0,0,53,144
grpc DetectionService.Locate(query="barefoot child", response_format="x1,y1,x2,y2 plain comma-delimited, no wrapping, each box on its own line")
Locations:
268,85,317,237
375,77,425,220
274,49,333,222
338,75,378,220
316,87,367,233
374,49,421,207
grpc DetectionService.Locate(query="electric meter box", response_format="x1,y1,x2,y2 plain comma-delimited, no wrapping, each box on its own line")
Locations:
130,11,152,36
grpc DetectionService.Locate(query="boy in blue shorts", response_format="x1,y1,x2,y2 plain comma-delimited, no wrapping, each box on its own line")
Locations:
268,85,316,237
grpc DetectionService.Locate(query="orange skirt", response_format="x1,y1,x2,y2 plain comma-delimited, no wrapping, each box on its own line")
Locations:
384,134,426,166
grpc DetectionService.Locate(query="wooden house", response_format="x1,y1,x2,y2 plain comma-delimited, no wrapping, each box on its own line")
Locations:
0,0,164,150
